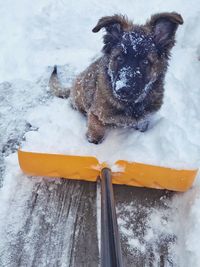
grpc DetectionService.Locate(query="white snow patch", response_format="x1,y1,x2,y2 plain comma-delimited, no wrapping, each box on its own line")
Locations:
134,79,155,103
115,67,130,91
115,79,127,91
111,164,125,173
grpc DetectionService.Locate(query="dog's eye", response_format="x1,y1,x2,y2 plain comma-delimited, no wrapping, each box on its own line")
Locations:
141,59,149,66
116,55,124,64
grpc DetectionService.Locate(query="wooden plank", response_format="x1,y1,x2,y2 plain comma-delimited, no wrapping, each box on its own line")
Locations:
115,185,175,267
0,179,99,267
0,178,175,267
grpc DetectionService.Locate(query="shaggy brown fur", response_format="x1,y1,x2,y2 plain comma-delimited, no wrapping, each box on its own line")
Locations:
49,12,183,144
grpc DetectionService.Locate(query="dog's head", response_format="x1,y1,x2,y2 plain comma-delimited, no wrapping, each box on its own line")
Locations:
93,13,183,103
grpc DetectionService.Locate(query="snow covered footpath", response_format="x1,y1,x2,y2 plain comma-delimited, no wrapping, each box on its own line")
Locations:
0,0,200,266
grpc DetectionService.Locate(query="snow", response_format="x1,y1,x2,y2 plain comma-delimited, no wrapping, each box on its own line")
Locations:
115,79,127,91
122,31,155,55
21,94,200,170
134,79,155,103
0,0,200,266
114,66,131,91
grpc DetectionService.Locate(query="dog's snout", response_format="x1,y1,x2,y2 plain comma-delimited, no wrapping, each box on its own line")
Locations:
115,87,131,97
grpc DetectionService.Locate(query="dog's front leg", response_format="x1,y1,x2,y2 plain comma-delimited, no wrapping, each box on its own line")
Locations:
86,112,106,144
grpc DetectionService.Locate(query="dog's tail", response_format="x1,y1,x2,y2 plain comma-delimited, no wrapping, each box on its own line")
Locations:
49,65,70,98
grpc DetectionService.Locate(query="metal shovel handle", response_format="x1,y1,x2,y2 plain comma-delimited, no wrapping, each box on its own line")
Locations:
100,168,123,267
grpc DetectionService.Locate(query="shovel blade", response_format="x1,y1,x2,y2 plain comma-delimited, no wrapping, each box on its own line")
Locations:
113,160,198,192
18,150,198,192
18,150,100,182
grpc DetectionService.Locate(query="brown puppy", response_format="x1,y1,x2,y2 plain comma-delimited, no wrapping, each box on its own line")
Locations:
49,12,183,144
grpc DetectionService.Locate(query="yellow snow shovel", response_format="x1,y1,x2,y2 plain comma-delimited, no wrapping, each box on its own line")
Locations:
18,149,198,192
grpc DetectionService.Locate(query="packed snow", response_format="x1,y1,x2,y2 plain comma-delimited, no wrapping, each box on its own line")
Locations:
0,0,200,266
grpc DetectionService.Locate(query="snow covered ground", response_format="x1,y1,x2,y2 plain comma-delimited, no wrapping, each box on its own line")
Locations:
0,0,200,266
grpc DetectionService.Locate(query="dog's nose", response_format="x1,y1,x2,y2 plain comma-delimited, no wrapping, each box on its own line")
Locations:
115,87,131,97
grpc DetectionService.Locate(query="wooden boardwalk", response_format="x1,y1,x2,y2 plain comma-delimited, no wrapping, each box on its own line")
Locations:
0,177,175,267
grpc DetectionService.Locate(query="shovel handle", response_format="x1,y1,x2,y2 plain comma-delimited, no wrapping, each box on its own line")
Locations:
100,168,123,267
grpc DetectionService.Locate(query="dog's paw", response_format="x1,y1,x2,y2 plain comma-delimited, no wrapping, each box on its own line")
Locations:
86,133,104,145
136,121,149,132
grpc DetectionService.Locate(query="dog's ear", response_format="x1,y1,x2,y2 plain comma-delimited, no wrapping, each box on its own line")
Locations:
92,14,133,53
148,12,183,53
92,14,132,33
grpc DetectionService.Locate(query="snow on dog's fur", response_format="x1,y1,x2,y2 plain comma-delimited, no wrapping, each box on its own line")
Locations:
50,12,183,144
